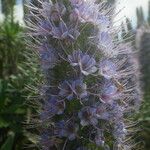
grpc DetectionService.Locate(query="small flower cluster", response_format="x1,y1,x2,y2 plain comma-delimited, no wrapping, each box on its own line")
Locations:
26,0,141,150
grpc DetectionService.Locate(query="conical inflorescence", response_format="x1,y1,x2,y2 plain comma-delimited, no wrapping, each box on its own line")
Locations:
26,0,142,149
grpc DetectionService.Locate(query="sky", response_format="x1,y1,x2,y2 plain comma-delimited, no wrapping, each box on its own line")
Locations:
14,0,24,24
0,0,149,27
0,0,24,24
115,0,149,28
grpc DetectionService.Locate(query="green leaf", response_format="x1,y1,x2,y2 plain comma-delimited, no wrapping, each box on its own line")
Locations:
1,104,26,114
0,117,10,128
0,131,15,150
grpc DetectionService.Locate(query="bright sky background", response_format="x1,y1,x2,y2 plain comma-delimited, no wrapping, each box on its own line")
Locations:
14,0,24,24
0,0,24,24
0,0,149,27
115,0,149,28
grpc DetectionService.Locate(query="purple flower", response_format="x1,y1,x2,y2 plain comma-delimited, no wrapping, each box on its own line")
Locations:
35,21,53,36
108,103,124,120
68,50,97,76
113,122,127,141
40,133,53,150
70,0,84,7
49,97,65,115
51,21,80,41
73,79,88,99
59,79,87,100
95,130,105,146
96,104,110,120
40,133,55,150
68,50,82,66
40,97,65,122
50,3,66,21
41,2,66,21
70,8,80,22
59,80,74,100
55,120,66,138
97,14,110,30
70,0,110,27
70,0,101,25
39,43,58,70
40,130,62,150
55,120,79,140
97,32,113,52
99,60,117,79
101,80,121,103
78,107,98,126
96,102,124,121
41,1,53,17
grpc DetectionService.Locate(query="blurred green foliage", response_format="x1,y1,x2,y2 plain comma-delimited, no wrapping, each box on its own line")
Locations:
0,0,42,148
0,19,40,149
121,2,150,149
138,31,150,150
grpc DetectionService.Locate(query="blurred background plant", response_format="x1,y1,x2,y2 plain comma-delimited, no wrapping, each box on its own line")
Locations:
0,0,40,149
121,2,150,149
0,0,149,149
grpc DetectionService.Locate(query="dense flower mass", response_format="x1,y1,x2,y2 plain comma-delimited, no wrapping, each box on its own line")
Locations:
26,0,142,150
